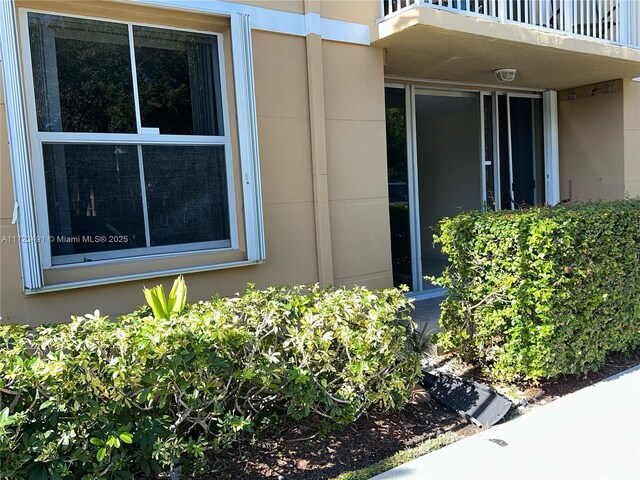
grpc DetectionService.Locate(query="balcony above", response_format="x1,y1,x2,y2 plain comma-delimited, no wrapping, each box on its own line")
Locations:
374,0,640,90
379,0,639,47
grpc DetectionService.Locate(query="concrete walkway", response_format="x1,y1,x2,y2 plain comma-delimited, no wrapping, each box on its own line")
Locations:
411,297,443,338
375,365,640,480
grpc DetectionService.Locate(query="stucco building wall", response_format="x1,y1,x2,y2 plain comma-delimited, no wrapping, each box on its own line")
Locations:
623,79,640,198
558,83,625,202
2,0,639,325
0,0,392,324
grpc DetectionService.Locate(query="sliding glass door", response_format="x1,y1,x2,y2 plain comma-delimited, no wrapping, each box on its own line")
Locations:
385,87,413,290
385,85,548,294
415,90,482,290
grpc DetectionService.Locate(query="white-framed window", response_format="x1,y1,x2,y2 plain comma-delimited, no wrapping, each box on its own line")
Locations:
21,10,239,268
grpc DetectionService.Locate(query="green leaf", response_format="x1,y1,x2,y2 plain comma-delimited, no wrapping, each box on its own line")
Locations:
118,432,133,444
89,437,105,446
96,447,107,462
168,275,187,315
28,465,47,480
107,436,120,448
144,284,169,319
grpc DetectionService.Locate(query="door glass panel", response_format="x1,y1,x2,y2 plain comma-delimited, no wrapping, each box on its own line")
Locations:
483,94,496,209
385,88,413,290
498,95,512,209
509,96,545,207
532,98,546,204
28,13,136,133
416,93,482,290
509,96,536,207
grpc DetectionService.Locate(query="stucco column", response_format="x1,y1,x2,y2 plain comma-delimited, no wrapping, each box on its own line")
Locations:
304,0,334,285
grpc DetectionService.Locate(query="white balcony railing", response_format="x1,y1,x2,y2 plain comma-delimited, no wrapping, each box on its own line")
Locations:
380,0,640,49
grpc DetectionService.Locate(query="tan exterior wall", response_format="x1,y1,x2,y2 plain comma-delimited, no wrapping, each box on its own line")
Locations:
322,40,393,289
3,0,638,325
0,0,393,325
230,0,305,14
229,0,380,25
623,79,640,198
558,83,625,202
320,0,379,25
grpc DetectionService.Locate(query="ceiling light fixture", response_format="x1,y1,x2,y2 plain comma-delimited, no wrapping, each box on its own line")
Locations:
494,68,517,83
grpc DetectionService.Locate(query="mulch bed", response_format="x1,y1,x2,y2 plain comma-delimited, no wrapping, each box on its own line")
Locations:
185,347,640,480
197,402,477,480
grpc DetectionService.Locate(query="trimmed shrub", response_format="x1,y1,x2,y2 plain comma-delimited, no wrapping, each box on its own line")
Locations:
432,200,640,382
0,284,420,479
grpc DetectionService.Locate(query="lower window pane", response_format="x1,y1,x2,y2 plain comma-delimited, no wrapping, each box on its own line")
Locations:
43,144,147,257
141,145,230,247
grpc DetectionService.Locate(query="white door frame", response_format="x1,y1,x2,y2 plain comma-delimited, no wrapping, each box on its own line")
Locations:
407,85,423,293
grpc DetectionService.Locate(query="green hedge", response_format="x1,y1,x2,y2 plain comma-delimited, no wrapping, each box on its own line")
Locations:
0,284,421,479
433,200,640,382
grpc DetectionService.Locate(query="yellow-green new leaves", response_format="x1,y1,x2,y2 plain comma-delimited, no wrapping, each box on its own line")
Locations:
143,275,187,320
168,275,187,315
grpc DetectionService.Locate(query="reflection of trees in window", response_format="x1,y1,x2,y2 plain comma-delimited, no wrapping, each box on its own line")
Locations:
135,41,192,133
56,37,136,133
385,88,412,290
28,13,136,133
386,107,407,183
134,27,223,136
27,12,232,263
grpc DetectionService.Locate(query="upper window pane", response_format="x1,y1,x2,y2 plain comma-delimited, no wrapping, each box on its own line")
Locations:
133,26,224,136
27,13,136,133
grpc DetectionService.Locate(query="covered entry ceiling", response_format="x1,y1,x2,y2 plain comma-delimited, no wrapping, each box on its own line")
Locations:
375,19,640,90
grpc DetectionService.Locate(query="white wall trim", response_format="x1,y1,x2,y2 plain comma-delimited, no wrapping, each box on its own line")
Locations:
320,17,370,44
543,90,561,205
25,259,264,295
0,0,44,290
385,74,546,93
116,0,371,45
305,12,322,35
231,13,266,262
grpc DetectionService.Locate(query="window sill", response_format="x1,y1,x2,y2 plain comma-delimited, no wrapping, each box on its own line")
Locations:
47,245,237,270
26,258,264,295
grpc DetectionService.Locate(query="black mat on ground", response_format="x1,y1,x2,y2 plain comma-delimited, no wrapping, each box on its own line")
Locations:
421,371,513,427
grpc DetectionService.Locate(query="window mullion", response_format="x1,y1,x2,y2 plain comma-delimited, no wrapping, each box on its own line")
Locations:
36,132,228,144
137,145,152,248
128,24,143,133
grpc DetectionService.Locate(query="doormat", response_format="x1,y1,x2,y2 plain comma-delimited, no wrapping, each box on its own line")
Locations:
421,371,513,427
